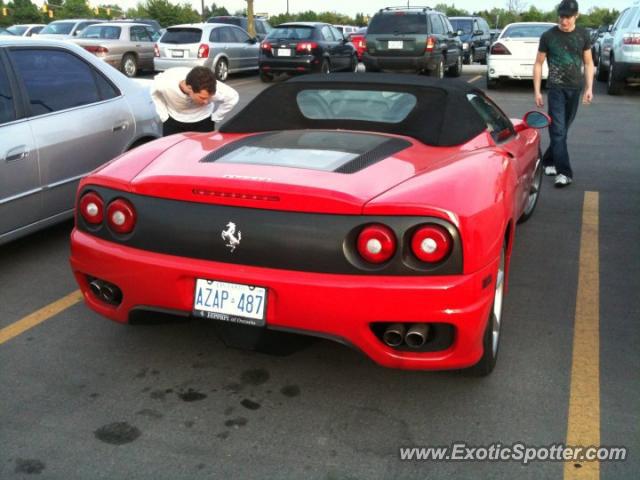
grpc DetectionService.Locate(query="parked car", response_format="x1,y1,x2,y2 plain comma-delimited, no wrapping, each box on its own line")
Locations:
349,27,367,61
334,25,358,36
363,6,463,78
69,73,550,376
207,15,272,41
71,23,158,77
154,23,259,81
0,37,162,246
486,22,555,89
259,22,358,82
449,16,492,64
35,19,105,39
7,24,45,37
0,28,16,36
595,1,640,95
489,28,502,43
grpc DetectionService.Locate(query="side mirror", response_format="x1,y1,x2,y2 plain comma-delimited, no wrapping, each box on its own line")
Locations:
248,37,258,44
474,30,484,36
523,111,551,129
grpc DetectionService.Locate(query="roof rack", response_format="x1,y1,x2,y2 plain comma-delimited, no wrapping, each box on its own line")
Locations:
379,6,432,13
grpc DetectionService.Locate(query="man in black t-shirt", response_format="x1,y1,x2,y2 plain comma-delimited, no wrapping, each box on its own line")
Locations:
533,0,594,187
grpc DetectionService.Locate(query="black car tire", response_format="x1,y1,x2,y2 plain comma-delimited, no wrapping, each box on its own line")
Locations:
466,242,505,377
606,58,624,95
121,54,138,78
596,53,608,82
214,58,228,82
463,53,471,65
350,55,358,72
479,51,487,65
486,71,499,89
470,48,475,63
447,54,462,77
320,59,330,74
431,57,444,79
518,152,543,224
259,70,274,83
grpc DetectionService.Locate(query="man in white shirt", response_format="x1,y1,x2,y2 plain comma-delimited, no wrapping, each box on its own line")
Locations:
150,66,239,136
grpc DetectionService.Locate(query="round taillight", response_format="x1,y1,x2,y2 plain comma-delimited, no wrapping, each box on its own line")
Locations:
357,224,396,264
106,198,136,234
411,225,452,263
79,192,104,225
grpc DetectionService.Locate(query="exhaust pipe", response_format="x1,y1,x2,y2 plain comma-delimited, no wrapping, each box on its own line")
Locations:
405,323,430,349
382,323,406,347
89,279,103,298
100,283,120,304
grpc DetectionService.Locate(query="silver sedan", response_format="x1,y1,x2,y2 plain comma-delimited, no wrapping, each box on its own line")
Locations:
0,37,162,246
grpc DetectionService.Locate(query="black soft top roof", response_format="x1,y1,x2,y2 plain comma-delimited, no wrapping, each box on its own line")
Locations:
220,73,488,146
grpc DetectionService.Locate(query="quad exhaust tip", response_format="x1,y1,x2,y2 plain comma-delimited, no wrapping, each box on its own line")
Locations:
382,322,430,349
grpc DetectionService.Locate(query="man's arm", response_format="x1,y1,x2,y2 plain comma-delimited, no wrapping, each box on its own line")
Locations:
582,48,594,104
211,82,240,123
150,76,170,122
533,51,546,108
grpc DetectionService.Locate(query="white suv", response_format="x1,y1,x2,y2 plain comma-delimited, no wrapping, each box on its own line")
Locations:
596,1,640,95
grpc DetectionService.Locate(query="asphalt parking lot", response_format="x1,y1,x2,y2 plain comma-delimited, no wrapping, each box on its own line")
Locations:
1,66,638,479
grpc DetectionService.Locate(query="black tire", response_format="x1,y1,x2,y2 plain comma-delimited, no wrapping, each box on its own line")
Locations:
259,70,274,83
121,54,138,78
596,53,608,82
320,59,330,74
350,55,359,72
479,51,487,65
607,58,624,95
467,243,506,376
486,71,499,89
518,152,543,224
463,53,471,65
214,58,228,82
470,48,475,63
431,56,444,79
447,53,462,77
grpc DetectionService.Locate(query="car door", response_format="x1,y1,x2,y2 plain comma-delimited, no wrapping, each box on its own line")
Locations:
320,25,341,69
7,47,135,221
229,26,258,70
130,25,155,71
330,25,353,69
0,50,40,241
217,26,244,71
441,15,460,67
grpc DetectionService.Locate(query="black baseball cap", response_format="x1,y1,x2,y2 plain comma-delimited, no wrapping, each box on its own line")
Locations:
557,0,579,16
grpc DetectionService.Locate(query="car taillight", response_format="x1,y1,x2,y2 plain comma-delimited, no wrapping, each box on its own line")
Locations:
83,46,108,55
154,44,160,57
79,191,104,225
296,41,318,53
490,43,511,55
357,224,397,264
425,35,437,52
197,43,209,58
261,41,272,52
623,33,640,45
106,198,136,234
411,225,452,263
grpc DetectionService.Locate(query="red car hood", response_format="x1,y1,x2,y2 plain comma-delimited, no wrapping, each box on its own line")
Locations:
99,132,489,214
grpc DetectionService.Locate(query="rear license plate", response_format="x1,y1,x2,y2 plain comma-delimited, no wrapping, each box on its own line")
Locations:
171,50,185,58
277,48,291,56
388,41,403,49
193,279,267,327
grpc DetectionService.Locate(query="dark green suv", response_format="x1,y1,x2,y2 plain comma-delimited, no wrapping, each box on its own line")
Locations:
363,6,463,77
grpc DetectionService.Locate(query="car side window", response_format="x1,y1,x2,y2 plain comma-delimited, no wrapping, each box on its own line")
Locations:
76,22,95,36
466,93,515,142
9,49,109,117
430,15,444,34
218,27,237,43
612,9,628,30
209,28,221,42
255,21,265,35
620,9,634,29
330,26,344,41
132,26,152,42
442,16,454,34
231,27,250,43
321,25,335,41
0,61,16,124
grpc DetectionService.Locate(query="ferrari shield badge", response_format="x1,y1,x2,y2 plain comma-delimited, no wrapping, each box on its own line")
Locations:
221,222,242,252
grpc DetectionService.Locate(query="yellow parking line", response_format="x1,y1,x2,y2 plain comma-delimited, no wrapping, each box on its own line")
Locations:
467,75,482,83
0,290,83,345
564,191,600,479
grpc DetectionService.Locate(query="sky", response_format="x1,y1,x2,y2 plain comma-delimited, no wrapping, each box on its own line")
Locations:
92,0,631,19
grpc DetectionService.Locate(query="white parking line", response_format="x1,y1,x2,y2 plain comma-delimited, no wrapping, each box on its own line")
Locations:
467,75,482,83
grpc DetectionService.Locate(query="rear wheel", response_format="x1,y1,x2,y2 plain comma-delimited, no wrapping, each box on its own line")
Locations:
447,53,462,77
596,53,608,82
214,58,228,81
607,58,624,95
350,55,358,72
320,59,330,74
486,71,499,89
259,70,274,83
432,57,444,79
518,153,543,223
121,54,138,78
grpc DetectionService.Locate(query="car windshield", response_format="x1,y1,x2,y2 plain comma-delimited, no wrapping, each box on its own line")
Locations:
8,26,28,35
161,28,203,44
297,89,417,123
79,25,121,39
40,22,75,35
450,19,473,33
267,26,314,40
501,24,553,38
367,13,428,34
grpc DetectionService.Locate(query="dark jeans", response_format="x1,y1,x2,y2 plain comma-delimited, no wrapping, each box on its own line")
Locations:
542,87,581,178
162,116,215,136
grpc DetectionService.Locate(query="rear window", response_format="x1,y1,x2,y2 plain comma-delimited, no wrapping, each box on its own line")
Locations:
501,24,553,38
449,19,473,33
161,28,203,44
208,17,243,27
267,26,314,40
368,13,428,35
40,22,75,35
79,25,121,39
297,89,417,123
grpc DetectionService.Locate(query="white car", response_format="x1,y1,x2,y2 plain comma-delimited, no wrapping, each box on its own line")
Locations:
7,24,45,37
486,22,555,89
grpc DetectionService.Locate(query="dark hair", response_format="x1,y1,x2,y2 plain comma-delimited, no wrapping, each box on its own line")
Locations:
186,66,217,94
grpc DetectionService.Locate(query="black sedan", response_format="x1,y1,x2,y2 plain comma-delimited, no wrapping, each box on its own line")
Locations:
259,22,358,82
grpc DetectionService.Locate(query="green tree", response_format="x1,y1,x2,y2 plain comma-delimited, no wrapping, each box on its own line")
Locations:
136,0,199,27
59,0,92,19
520,6,545,22
434,4,470,16
7,0,41,24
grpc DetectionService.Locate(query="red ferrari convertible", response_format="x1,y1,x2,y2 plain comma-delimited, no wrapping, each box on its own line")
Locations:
70,74,549,375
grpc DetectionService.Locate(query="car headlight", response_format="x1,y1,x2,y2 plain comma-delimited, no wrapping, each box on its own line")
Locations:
462,42,469,50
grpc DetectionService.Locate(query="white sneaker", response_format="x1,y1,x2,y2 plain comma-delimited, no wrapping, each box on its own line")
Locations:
554,174,573,187
544,166,557,176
